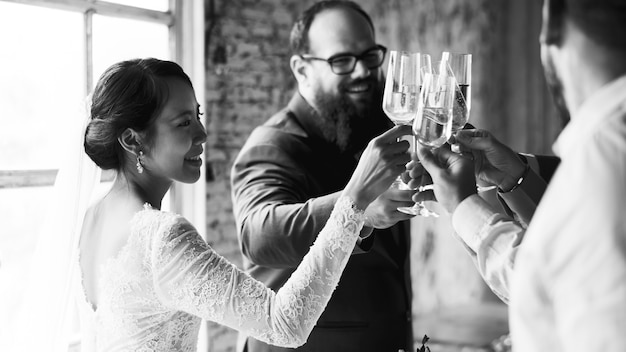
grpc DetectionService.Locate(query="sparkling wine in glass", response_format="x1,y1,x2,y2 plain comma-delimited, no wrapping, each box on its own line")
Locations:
383,51,421,126
441,52,472,134
398,71,455,217
415,106,454,148
382,51,427,190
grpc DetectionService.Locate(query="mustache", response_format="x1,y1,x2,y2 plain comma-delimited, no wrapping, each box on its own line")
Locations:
339,76,380,90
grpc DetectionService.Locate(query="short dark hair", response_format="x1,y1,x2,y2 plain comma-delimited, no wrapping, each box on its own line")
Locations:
84,58,193,171
290,0,374,55
552,0,626,49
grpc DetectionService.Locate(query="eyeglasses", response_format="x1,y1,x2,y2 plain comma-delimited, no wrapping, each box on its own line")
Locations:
299,45,387,75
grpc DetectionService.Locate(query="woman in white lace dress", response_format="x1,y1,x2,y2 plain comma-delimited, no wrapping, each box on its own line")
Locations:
77,58,411,351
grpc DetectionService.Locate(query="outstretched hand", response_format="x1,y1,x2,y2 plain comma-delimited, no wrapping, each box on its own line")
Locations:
343,125,413,210
453,129,526,190
363,186,416,229
415,143,477,214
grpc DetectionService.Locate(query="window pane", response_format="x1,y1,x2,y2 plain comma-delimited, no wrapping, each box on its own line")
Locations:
0,4,171,350
0,2,85,170
100,0,169,12
0,186,52,351
0,181,112,351
92,14,170,84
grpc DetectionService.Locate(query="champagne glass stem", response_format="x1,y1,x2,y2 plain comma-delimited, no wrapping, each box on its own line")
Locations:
397,160,439,217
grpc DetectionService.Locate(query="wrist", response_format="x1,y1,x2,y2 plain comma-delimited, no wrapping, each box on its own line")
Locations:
341,189,370,211
452,187,477,213
498,161,530,193
497,154,528,192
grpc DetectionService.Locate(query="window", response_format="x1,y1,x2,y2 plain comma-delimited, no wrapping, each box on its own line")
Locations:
0,0,205,350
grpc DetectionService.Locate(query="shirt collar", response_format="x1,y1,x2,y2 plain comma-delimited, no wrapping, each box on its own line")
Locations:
553,74,626,157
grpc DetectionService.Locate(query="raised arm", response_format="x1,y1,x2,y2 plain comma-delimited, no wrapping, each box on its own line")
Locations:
231,135,345,267
231,123,413,267
149,197,366,347
414,142,526,303
152,125,411,347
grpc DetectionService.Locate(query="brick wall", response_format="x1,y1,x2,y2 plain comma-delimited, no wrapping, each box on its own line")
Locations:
202,1,558,351
203,1,310,350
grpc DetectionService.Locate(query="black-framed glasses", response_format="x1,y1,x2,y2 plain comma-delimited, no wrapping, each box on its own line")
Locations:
299,44,387,75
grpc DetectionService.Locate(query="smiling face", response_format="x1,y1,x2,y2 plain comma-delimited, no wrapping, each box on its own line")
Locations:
292,7,388,153
141,77,207,184
305,7,382,114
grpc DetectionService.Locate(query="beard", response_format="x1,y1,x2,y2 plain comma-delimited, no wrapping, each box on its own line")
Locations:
542,47,571,127
311,77,391,155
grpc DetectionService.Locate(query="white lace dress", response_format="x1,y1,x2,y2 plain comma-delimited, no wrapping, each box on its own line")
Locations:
76,196,365,352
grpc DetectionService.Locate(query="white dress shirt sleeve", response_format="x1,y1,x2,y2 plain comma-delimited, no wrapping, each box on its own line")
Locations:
451,194,526,303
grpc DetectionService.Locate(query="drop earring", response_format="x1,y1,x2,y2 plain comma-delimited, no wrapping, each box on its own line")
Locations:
136,150,144,174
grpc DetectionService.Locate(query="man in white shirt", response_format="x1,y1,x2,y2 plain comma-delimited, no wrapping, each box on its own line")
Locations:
413,129,554,302
414,0,626,351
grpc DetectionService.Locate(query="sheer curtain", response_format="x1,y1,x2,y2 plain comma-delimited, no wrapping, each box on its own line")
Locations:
9,112,100,352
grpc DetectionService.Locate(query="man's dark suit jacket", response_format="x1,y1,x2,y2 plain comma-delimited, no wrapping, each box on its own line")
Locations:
231,93,412,352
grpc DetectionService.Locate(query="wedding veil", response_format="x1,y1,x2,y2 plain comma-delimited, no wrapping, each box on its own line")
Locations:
10,109,100,351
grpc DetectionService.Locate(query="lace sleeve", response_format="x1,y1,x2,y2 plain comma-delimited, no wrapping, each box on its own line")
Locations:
150,195,365,348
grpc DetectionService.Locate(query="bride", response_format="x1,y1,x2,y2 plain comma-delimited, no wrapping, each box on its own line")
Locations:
41,58,410,351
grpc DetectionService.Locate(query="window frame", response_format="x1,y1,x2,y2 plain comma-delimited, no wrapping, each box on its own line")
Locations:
0,0,205,219
0,0,206,349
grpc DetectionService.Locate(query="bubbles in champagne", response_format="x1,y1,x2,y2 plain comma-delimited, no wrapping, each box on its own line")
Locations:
414,107,453,148
383,85,419,125
451,84,470,132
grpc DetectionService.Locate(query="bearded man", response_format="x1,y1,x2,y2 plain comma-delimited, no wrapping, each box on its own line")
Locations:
230,1,415,351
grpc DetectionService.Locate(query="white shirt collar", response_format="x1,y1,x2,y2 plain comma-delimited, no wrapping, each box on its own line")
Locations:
553,74,626,157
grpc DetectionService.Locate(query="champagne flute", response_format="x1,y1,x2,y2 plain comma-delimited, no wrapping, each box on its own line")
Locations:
441,52,472,135
440,53,492,191
383,51,421,126
382,51,428,189
401,71,455,217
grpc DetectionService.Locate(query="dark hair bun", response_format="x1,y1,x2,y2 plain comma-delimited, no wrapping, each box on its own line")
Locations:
84,117,120,170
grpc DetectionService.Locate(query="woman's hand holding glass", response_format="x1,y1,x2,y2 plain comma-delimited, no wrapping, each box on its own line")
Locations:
343,125,413,210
